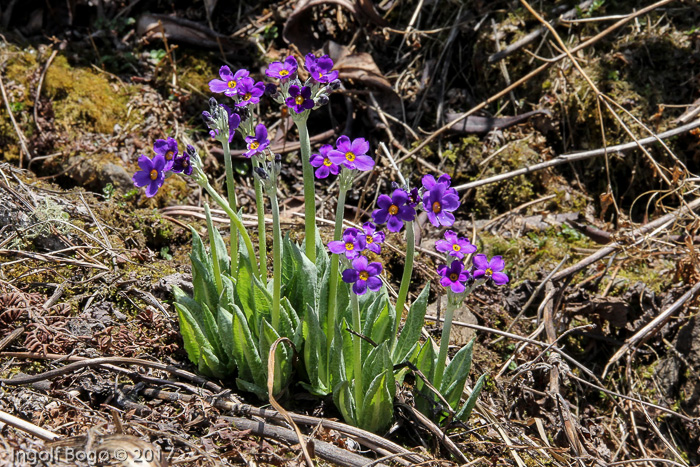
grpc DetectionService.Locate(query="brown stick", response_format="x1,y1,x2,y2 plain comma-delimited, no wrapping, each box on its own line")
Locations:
397,0,676,166
550,198,700,282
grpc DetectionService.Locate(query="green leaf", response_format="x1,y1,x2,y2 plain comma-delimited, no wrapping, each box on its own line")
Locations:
200,303,221,350
332,380,356,426
231,303,263,385
393,283,430,364
362,342,392,395
174,302,203,366
359,369,394,433
440,338,475,410
456,373,486,422
236,378,267,400
210,219,231,276
414,339,437,417
191,255,218,312
302,304,329,395
200,345,223,378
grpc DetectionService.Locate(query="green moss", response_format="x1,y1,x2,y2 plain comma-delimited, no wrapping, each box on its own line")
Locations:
44,55,132,134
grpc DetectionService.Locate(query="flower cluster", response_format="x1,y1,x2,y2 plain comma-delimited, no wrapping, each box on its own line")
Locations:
133,139,197,197
434,230,508,293
329,222,386,295
265,53,339,116
310,135,374,178
370,173,461,233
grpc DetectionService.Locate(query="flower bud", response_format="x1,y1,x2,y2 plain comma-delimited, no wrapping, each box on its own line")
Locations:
329,79,341,90
209,97,219,109
265,83,278,97
201,111,214,127
254,167,269,180
186,144,196,155
316,95,329,107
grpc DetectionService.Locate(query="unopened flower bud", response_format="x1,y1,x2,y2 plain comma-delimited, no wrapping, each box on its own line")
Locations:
201,111,214,127
316,95,329,107
265,83,278,97
329,79,341,90
209,97,219,109
186,144,196,155
254,167,268,180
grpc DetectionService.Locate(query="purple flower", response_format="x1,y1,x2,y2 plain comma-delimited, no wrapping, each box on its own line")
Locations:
171,145,194,176
342,256,383,295
244,124,270,158
472,255,509,285
133,154,166,198
153,137,178,170
437,260,470,294
328,136,374,171
422,173,453,191
209,66,250,97
221,104,242,143
407,187,420,207
360,222,385,254
309,144,340,178
372,189,416,232
266,56,298,80
286,85,315,113
422,181,460,228
435,230,476,259
235,78,265,107
328,227,366,259
305,53,339,83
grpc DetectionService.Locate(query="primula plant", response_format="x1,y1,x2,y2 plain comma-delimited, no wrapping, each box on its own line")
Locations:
132,53,509,434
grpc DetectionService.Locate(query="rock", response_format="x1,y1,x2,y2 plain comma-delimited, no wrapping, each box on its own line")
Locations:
427,295,477,345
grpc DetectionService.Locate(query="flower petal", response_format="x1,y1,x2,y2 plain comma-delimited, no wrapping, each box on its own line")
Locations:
472,254,489,269
219,65,233,81
387,216,404,232
208,79,229,93
490,256,505,272
366,262,382,276
491,272,509,284
353,155,375,171
315,165,330,178
440,276,453,288
132,170,151,188
372,209,389,225
335,135,351,153
366,277,382,291
391,189,409,205
309,154,324,167
450,281,466,293
441,193,460,211
328,241,346,254
351,138,369,156
376,194,392,210
342,269,359,283
353,280,368,295
435,240,451,253
351,255,369,270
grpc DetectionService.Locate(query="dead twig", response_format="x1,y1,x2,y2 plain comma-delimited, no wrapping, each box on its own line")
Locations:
604,281,700,375
453,117,700,193
33,49,58,137
551,197,700,282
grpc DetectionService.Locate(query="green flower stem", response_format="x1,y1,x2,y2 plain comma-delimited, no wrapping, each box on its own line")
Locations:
222,140,239,277
350,292,363,418
204,204,223,293
326,172,350,366
199,178,261,281
391,220,415,353
253,158,267,262
434,291,458,390
269,186,282,331
294,117,316,263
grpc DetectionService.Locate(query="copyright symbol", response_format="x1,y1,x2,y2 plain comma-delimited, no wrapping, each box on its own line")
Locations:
113,448,128,462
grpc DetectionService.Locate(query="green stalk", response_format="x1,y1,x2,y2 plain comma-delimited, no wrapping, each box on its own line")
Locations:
221,140,239,277
199,179,261,281
434,291,458,390
204,204,223,293
295,117,316,263
326,173,349,367
350,292,363,421
269,187,282,331
253,158,267,262
391,220,415,353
